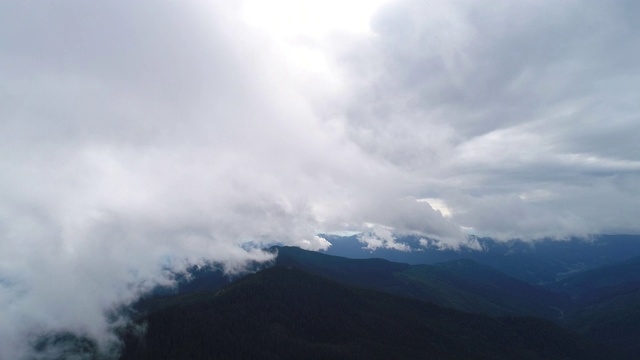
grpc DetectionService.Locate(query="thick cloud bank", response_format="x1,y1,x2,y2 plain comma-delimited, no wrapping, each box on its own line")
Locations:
340,0,640,239
1,0,639,358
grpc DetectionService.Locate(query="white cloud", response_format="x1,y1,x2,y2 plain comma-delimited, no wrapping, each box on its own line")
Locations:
336,0,640,240
1,0,640,357
358,225,411,252
0,1,383,357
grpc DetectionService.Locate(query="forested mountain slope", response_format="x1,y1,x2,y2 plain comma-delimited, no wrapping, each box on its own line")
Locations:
121,266,605,360
275,246,567,319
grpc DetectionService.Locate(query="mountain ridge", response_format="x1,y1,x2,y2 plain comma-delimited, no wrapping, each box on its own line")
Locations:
120,266,606,360
274,246,567,319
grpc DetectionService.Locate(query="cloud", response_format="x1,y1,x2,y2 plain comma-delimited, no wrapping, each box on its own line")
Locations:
0,1,461,357
336,0,640,240
358,225,411,252
1,0,640,357
0,1,372,357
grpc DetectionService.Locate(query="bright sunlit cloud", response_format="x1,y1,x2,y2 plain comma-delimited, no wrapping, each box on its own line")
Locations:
241,0,392,38
240,0,392,77
418,198,452,218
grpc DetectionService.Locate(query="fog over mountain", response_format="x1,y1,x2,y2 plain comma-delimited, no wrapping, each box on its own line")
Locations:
1,0,639,358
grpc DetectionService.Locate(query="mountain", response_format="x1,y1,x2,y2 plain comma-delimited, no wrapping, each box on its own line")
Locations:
321,234,640,285
274,246,567,319
547,254,640,300
120,266,605,360
546,255,640,358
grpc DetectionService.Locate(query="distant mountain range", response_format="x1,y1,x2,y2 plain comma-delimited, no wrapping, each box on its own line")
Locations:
274,246,567,320
121,266,605,360
273,245,640,357
321,234,640,285
276,244,640,358
31,235,640,359
117,237,640,359
547,254,640,358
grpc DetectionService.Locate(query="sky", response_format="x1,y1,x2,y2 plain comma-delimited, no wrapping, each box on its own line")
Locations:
1,0,640,358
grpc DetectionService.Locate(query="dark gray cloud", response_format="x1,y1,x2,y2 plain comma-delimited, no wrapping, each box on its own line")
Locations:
1,0,639,358
338,0,640,239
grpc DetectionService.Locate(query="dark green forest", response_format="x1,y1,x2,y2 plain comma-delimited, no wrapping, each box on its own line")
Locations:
120,266,605,360
31,244,640,359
